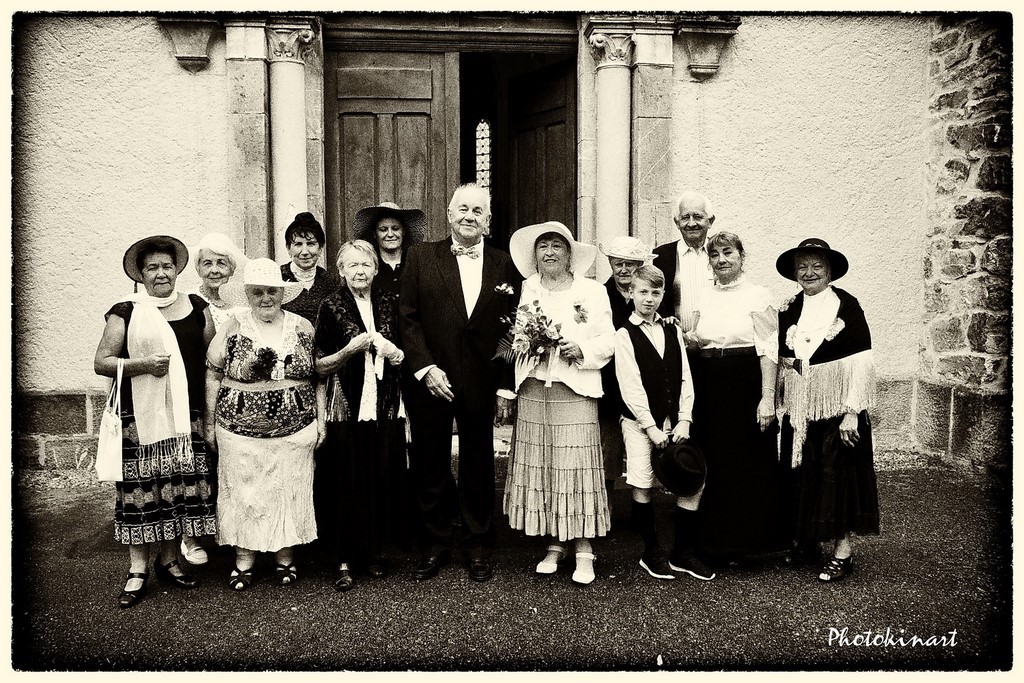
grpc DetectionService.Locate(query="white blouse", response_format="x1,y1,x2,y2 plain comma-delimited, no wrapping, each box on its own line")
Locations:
194,290,242,330
512,273,615,398
791,286,841,361
694,276,778,363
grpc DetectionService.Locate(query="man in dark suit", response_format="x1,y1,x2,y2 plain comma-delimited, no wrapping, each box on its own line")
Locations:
652,191,716,331
399,183,520,582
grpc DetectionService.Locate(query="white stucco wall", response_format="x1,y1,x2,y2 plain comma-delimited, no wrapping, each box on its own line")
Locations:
14,16,233,393
669,15,931,379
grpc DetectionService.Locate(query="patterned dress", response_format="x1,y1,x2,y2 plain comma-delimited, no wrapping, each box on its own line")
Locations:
106,295,217,545
209,310,319,552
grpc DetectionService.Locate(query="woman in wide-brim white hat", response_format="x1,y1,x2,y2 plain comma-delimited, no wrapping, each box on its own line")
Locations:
352,201,427,296
206,257,325,591
502,221,615,585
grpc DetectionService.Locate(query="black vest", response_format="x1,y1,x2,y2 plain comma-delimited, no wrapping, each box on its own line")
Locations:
622,321,683,427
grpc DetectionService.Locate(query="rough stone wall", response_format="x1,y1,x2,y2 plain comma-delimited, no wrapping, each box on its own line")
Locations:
918,14,1011,467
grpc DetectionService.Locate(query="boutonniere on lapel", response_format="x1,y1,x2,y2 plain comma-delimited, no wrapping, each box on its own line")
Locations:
824,318,845,341
573,300,588,324
778,295,796,312
494,282,515,296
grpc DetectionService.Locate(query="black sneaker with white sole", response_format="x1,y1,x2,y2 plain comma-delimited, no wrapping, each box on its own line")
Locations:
668,554,716,581
639,551,676,580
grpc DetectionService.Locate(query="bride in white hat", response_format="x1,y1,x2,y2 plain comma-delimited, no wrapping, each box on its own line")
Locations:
502,221,616,585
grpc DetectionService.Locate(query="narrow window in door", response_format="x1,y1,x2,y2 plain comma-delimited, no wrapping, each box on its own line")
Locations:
475,119,492,190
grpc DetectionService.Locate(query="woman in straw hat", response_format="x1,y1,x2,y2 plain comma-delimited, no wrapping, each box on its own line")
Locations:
502,221,615,585
352,201,427,296
94,235,217,608
597,236,655,507
206,258,326,590
775,238,880,582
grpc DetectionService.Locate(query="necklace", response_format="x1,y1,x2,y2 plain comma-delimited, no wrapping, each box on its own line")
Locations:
200,284,227,307
540,275,572,292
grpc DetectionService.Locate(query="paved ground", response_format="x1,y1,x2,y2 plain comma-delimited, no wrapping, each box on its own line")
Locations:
10,452,1012,671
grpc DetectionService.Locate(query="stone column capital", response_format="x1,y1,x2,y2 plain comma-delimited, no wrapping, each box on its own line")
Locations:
265,18,317,64
587,32,634,69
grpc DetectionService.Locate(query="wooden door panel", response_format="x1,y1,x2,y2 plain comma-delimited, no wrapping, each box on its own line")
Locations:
395,115,430,213
325,50,456,265
340,115,377,241
507,59,576,239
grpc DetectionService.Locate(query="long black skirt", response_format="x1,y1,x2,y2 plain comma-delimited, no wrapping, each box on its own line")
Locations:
781,411,881,545
313,418,412,564
690,352,789,556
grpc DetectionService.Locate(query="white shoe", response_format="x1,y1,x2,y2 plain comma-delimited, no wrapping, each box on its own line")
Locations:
572,552,596,585
535,544,566,574
181,539,208,565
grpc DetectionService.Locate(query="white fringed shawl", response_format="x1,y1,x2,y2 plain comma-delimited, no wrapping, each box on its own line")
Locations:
776,287,876,467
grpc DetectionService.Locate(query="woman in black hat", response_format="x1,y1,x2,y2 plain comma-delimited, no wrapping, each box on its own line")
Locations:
775,238,880,582
93,236,217,607
352,201,427,296
280,212,341,323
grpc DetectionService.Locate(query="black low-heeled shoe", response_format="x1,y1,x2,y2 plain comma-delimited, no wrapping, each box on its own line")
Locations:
155,555,200,589
334,568,355,592
118,571,149,609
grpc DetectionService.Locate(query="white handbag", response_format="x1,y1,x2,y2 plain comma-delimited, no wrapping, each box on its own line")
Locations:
95,358,124,482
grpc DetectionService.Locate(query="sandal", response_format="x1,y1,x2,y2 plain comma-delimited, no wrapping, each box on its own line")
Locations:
818,555,853,582
274,563,298,586
535,544,567,575
572,552,596,585
228,566,254,591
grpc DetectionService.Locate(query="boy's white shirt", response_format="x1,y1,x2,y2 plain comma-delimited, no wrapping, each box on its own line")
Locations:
613,311,695,432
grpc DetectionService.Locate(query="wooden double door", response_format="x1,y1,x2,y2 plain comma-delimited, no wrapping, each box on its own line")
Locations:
324,44,577,264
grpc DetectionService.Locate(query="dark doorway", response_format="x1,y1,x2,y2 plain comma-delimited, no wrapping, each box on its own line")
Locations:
460,53,577,252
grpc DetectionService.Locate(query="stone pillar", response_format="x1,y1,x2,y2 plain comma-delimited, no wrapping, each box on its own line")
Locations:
266,19,315,260
585,26,633,283
629,18,675,256
919,14,1010,468
225,19,271,258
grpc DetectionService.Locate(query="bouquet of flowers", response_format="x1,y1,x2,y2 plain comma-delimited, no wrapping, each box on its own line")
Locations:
494,300,563,387
513,300,562,357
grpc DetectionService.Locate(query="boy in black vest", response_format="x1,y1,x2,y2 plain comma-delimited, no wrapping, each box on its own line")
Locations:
614,265,715,581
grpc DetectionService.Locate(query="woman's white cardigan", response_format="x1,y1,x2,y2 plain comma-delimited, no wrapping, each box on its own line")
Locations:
511,273,616,399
